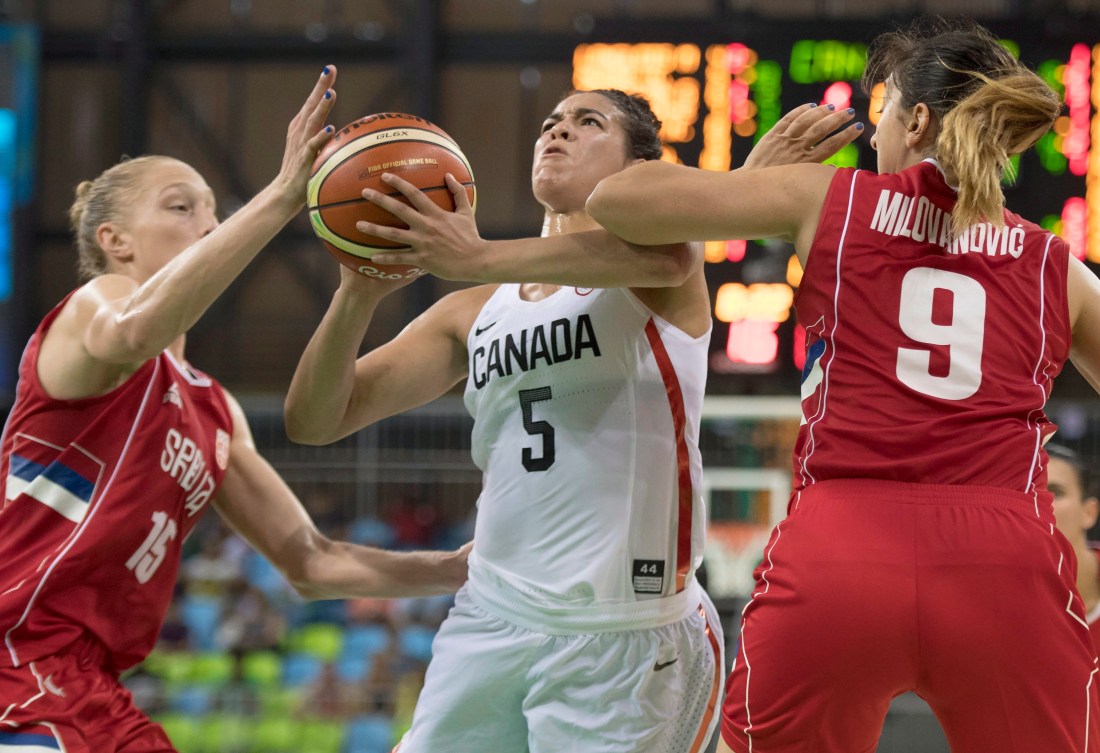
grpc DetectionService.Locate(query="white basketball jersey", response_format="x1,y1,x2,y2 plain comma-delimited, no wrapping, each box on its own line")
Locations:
463,284,710,631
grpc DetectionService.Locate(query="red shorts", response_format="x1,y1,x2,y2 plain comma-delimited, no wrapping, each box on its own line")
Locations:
0,636,174,753
721,479,1100,753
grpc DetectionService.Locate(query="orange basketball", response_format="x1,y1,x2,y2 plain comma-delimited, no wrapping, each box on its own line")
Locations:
306,113,476,280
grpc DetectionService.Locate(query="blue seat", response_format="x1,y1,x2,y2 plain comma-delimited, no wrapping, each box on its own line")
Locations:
398,624,435,663
342,624,391,658
335,653,372,683
178,595,222,651
281,652,323,687
167,684,214,716
344,715,394,753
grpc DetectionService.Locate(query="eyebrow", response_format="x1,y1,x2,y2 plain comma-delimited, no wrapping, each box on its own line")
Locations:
544,107,611,123
159,182,217,206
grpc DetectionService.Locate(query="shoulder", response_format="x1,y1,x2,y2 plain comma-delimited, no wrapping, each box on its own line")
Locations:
418,284,500,336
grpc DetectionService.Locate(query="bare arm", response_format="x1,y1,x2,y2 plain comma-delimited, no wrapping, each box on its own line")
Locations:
1068,255,1100,394
586,161,835,265
363,104,859,284
37,68,338,400
285,268,491,445
362,173,698,288
215,393,469,599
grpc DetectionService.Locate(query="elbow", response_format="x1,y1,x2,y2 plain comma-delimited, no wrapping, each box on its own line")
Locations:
283,404,337,446
281,539,331,601
587,175,643,244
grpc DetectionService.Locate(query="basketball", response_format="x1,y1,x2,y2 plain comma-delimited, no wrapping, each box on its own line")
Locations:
306,113,477,279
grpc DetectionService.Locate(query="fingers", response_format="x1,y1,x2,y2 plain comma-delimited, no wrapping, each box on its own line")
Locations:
299,65,337,121
371,250,418,266
380,173,439,214
770,103,818,134
445,174,473,213
355,219,411,248
796,106,858,145
811,122,865,162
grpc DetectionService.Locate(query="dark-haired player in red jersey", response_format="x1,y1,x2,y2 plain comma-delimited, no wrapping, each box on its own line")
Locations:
1049,443,1100,654
0,66,466,753
587,18,1100,753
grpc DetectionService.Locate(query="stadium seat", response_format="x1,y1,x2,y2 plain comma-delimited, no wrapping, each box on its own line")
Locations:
143,650,195,684
335,652,372,683
190,651,235,686
299,718,345,753
252,715,298,753
155,713,201,753
178,594,222,651
240,649,282,689
344,714,395,753
398,624,436,663
196,713,253,753
280,651,323,687
166,684,214,716
342,624,391,658
286,622,343,662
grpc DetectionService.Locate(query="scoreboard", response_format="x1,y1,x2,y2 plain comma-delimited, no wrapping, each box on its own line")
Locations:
572,29,1100,394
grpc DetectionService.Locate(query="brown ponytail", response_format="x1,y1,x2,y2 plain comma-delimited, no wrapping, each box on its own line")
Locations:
863,18,1062,237
937,69,1061,235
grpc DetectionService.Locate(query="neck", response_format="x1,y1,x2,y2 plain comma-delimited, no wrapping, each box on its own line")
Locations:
541,209,602,237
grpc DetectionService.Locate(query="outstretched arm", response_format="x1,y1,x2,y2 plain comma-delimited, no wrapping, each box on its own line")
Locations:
216,392,469,599
362,104,859,284
81,67,337,366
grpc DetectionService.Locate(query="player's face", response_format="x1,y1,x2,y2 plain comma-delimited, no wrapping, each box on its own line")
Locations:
121,160,219,282
869,82,909,175
532,92,639,214
1050,457,1096,545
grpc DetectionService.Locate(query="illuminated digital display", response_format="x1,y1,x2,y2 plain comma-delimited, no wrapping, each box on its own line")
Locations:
0,25,38,404
574,32,1099,390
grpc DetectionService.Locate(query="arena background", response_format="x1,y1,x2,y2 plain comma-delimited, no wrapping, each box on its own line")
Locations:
2,1,1100,751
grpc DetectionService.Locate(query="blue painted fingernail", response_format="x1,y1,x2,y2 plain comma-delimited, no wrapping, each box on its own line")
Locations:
322,66,330,75
325,125,334,133
827,104,835,111
324,91,331,99
847,108,855,115
809,103,817,108
855,122,865,130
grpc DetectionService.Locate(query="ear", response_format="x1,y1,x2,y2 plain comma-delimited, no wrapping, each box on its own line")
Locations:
1083,496,1100,532
96,222,133,266
904,102,936,150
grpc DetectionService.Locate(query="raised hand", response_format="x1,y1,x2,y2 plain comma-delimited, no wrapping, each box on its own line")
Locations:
357,172,486,280
744,103,863,169
274,65,339,207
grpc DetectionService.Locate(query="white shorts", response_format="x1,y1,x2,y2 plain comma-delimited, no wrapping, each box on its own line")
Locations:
396,586,725,753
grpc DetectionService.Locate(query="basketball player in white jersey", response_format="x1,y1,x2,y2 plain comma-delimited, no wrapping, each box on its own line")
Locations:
286,93,858,753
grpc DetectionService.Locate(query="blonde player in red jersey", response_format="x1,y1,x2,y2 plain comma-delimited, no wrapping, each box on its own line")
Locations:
0,66,467,753
286,90,857,753
1048,443,1100,654
585,18,1100,753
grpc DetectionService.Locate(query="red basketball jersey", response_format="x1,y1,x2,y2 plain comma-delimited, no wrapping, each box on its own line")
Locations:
1087,544,1100,655
794,160,1071,497
0,293,233,671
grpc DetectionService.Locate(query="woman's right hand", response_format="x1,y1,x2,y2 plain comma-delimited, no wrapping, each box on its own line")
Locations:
271,65,339,209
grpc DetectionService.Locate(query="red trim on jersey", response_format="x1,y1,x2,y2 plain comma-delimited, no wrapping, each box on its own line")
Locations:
643,319,693,593
688,604,724,753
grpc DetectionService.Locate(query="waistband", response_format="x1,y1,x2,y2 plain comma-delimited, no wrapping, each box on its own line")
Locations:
798,479,1052,520
466,568,702,635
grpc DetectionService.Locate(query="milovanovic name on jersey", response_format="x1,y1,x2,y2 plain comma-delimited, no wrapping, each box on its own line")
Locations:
471,314,602,390
871,188,1026,258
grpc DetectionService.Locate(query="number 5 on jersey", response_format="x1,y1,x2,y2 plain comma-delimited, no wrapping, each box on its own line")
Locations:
519,387,555,472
